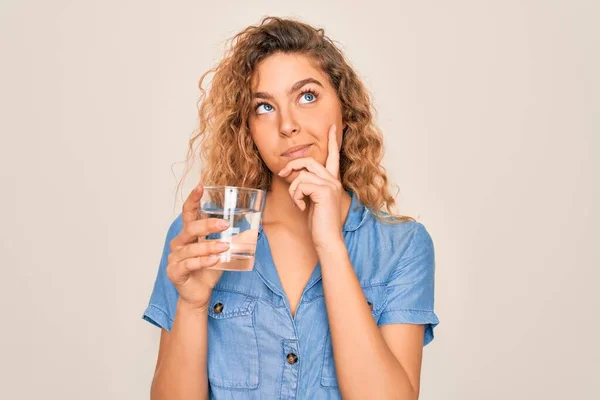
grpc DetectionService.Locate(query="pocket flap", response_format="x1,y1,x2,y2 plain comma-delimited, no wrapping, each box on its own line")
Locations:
208,289,257,319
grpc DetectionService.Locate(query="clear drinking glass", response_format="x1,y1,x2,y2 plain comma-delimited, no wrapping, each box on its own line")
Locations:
198,186,266,271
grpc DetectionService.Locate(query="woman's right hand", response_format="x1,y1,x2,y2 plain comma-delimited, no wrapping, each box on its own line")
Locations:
166,183,230,311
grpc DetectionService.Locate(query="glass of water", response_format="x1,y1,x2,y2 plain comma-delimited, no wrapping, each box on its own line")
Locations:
198,186,266,271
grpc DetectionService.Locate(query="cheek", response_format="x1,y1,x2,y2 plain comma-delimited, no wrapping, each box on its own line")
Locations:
249,130,280,172
304,107,343,162
251,136,271,159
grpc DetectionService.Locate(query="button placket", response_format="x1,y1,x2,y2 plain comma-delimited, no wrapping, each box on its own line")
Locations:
280,339,300,399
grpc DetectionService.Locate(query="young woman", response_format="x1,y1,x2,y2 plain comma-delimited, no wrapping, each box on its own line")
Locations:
143,16,439,400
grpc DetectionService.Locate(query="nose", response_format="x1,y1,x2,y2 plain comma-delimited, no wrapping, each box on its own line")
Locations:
278,107,300,138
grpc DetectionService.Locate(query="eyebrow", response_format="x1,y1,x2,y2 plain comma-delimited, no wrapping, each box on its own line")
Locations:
252,78,324,100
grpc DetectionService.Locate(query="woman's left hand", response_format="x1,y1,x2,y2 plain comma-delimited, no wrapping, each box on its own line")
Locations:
278,124,344,249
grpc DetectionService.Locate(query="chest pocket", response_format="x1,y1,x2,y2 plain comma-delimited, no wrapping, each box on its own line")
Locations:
207,289,260,390
320,285,387,388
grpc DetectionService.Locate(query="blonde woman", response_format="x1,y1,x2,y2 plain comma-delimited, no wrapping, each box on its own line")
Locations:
143,16,439,400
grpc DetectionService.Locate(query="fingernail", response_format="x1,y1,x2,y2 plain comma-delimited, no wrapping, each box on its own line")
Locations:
217,241,230,250
278,169,286,176
217,220,229,228
209,254,219,262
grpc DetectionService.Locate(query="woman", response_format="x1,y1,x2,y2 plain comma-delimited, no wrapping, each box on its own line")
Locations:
143,16,439,400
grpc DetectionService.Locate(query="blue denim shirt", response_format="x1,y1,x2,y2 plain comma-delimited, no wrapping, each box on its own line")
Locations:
143,191,439,399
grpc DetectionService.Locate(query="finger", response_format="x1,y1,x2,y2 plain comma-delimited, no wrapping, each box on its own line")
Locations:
325,124,340,178
171,217,230,249
288,170,330,208
182,183,204,227
278,157,337,183
167,255,221,285
170,240,230,263
292,182,322,211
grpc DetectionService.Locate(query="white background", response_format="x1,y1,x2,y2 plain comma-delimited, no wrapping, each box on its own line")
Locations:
0,1,597,398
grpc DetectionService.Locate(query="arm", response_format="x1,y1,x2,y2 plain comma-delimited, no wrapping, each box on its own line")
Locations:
319,241,423,400
147,184,230,399
277,131,434,398
151,299,210,400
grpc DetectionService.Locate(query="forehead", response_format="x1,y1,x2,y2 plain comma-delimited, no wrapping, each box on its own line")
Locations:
251,53,330,91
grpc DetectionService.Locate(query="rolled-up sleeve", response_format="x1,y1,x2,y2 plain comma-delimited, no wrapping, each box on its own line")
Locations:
142,214,183,332
378,222,440,346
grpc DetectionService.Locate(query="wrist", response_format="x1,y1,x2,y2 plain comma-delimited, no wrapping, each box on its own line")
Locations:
177,297,211,316
315,235,346,255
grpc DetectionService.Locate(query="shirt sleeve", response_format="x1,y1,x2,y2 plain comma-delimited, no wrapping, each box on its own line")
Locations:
142,214,183,332
378,222,440,346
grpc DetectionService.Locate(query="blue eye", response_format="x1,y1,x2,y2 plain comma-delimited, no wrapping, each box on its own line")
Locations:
299,92,316,104
256,103,273,114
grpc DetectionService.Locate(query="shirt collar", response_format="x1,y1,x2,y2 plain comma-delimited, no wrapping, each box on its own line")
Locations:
253,190,369,299
342,189,370,232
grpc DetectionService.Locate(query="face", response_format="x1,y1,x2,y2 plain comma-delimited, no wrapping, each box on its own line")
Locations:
248,53,345,180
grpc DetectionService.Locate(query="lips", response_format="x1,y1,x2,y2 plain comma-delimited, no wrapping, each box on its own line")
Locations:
281,144,312,157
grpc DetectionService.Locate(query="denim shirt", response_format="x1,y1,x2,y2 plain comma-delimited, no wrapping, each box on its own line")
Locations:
143,191,439,399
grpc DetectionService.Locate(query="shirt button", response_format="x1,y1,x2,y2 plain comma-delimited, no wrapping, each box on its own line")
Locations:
286,353,298,365
213,302,224,314
367,301,373,311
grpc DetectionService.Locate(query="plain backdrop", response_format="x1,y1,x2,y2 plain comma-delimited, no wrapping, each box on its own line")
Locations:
0,1,597,399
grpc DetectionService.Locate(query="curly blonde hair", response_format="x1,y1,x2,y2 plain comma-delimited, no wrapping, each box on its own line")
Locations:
179,16,414,223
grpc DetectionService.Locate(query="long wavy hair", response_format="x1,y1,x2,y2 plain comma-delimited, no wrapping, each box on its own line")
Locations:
178,16,415,223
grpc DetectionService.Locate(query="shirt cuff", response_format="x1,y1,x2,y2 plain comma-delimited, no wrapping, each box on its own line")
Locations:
142,304,173,331
378,309,439,346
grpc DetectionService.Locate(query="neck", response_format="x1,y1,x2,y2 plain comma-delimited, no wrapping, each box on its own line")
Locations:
262,174,352,230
